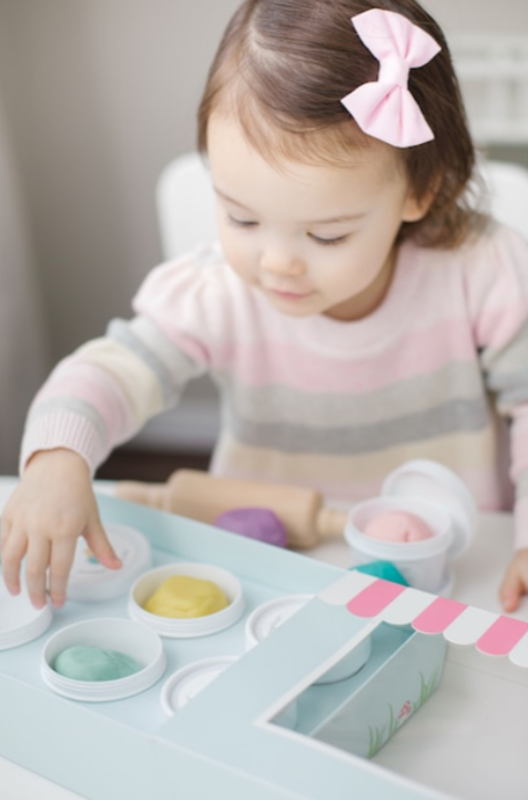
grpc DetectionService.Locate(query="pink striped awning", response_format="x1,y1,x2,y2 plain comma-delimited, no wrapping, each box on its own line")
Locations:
319,572,528,668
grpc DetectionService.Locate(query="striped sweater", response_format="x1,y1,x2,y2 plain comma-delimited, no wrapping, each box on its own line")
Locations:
21,222,528,548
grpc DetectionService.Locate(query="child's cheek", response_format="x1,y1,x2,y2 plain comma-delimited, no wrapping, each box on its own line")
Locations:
221,234,254,282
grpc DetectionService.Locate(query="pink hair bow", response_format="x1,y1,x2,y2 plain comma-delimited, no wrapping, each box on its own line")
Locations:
341,9,441,148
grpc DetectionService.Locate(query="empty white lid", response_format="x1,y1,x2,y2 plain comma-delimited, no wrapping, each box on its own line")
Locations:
161,655,238,715
245,595,312,649
0,578,53,650
67,523,152,602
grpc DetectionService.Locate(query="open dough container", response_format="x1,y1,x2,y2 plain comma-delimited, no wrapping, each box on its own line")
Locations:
1,493,527,800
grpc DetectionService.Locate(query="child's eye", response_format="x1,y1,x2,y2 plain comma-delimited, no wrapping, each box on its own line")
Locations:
228,215,258,228
309,233,349,246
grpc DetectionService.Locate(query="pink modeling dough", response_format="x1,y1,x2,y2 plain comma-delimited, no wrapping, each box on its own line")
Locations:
364,511,434,543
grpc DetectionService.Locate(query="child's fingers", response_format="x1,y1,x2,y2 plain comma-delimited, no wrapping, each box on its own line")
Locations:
500,590,520,613
83,517,122,570
48,538,77,608
0,512,11,552
499,566,523,613
0,525,27,597
25,537,51,609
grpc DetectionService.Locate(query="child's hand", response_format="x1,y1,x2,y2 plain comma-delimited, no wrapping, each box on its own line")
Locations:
499,548,528,613
1,449,121,609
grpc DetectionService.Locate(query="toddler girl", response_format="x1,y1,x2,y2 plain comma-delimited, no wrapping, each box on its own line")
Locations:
2,0,527,612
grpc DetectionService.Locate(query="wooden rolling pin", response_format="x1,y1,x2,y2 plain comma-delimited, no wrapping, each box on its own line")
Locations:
115,469,348,549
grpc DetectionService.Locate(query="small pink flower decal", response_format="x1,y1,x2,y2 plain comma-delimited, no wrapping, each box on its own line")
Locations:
398,700,412,721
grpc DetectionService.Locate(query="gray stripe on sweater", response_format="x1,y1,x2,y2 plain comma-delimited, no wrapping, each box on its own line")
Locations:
491,377,528,408
218,361,486,428
483,318,528,408
26,397,107,444
107,317,204,405
226,396,490,455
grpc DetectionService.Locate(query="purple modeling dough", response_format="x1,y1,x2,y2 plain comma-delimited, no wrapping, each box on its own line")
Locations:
213,507,287,548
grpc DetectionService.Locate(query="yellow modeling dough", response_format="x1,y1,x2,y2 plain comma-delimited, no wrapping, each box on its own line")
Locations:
143,575,229,618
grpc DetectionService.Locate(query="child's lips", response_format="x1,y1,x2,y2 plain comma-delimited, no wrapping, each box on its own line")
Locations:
265,286,314,301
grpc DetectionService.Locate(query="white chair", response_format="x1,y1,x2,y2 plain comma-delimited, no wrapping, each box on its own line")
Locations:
156,152,218,259
477,159,528,240
156,152,528,260
135,153,221,455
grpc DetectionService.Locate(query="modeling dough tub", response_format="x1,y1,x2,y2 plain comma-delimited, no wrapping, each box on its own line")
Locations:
128,562,244,637
41,617,166,701
346,460,477,593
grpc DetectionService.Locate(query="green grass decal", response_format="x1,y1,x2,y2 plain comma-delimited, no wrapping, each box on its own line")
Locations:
366,669,440,758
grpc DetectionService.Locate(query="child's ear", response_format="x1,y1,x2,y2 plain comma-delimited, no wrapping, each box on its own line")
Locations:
401,178,439,223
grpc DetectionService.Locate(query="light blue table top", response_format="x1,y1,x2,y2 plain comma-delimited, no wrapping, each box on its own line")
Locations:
1,475,527,800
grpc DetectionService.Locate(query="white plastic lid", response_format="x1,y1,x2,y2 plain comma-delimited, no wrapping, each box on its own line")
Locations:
382,459,477,558
0,578,53,650
160,655,238,715
67,523,152,602
245,595,312,649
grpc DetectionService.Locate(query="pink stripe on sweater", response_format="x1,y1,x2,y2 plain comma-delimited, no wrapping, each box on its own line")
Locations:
184,319,478,392
33,359,136,441
480,303,528,351
474,295,528,352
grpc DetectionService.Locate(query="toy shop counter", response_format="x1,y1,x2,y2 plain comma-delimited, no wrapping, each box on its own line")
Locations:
0,476,527,800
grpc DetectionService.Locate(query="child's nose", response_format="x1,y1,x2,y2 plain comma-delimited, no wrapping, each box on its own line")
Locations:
260,248,305,277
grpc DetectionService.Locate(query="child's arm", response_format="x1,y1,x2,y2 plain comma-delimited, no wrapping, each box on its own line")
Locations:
465,226,528,611
5,254,231,608
499,549,528,613
1,449,121,609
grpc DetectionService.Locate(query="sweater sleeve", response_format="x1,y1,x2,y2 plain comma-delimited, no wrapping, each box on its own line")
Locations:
464,224,528,549
18,248,227,475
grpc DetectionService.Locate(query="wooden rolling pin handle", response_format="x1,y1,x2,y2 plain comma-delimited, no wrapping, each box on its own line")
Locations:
315,506,348,539
115,481,173,512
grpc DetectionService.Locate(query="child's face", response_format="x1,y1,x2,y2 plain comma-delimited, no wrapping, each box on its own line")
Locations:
208,115,427,321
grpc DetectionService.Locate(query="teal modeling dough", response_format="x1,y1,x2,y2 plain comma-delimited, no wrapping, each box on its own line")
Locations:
53,645,143,681
351,561,410,586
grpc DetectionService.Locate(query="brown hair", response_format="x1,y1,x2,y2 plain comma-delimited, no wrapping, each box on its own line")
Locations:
198,0,481,248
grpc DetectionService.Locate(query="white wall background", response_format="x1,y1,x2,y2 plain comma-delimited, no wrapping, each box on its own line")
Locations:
0,0,526,469
423,0,527,33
